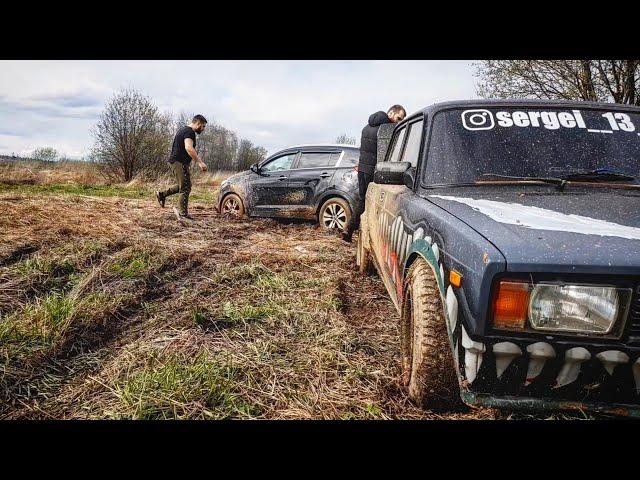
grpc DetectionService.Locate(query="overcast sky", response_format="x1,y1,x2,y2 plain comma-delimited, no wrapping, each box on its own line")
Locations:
0,61,478,158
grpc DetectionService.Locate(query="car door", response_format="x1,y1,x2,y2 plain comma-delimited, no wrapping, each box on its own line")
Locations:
286,150,342,210
382,117,424,305
370,124,407,288
251,151,298,215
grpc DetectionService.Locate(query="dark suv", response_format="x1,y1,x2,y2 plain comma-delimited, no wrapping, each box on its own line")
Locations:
357,99,640,416
218,144,360,231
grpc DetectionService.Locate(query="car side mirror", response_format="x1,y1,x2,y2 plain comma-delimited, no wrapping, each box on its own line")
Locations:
377,123,395,163
403,167,416,189
374,161,411,185
250,163,259,173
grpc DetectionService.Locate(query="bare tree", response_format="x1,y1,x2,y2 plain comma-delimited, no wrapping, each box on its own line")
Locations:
90,88,172,181
475,60,640,105
31,147,58,162
335,133,356,145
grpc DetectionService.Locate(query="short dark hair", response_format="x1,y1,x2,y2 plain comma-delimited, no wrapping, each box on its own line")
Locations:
387,105,406,116
192,114,208,124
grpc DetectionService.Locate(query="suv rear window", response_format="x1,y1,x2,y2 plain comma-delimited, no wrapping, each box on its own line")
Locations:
297,152,340,169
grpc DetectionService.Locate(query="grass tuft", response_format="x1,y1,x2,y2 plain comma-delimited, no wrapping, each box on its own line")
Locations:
109,352,260,420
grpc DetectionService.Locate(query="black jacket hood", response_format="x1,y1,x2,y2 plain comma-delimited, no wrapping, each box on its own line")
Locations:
368,111,391,127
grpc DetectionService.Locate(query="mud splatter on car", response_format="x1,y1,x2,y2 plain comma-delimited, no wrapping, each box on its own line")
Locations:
358,99,640,416
218,144,361,231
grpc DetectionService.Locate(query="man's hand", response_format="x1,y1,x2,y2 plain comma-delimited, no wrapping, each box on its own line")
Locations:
198,161,208,172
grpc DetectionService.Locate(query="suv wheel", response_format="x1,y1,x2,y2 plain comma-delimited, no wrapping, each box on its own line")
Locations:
401,257,461,410
221,193,245,216
319,198,351,232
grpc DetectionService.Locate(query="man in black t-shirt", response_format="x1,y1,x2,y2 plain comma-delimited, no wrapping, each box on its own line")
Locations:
156,114,209,220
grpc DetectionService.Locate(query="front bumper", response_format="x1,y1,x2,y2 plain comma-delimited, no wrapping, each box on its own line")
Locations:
463,391,640,417
455,333,640,417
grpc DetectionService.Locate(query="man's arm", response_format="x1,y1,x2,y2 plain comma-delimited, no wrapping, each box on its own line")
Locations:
185,138,208,172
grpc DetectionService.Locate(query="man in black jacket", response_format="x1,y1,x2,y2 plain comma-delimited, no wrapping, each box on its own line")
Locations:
343,104,406,242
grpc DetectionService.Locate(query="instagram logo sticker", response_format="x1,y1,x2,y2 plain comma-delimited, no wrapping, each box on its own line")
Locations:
461,109,495,131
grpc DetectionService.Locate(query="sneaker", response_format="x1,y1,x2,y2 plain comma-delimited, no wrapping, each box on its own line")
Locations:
155,191,165,208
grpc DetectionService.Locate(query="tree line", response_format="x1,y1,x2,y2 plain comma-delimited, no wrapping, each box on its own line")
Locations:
90,88,268,182
475,60,640,105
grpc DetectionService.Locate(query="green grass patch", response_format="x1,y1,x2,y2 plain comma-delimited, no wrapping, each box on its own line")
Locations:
11,240,110,296
0,183,149,198
0,182,216,203
0,294,75,357
109,352,259,419
109,251,157,279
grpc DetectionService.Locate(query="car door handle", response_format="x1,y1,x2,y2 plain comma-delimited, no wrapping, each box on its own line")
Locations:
319,173,331,178
278,175,287,181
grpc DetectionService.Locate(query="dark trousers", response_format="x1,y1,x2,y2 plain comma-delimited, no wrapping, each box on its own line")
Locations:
345,171,372,237
162,161,191,215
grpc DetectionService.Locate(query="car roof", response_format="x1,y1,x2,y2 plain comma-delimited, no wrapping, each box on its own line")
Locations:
405,98,640,120
282,143,359,150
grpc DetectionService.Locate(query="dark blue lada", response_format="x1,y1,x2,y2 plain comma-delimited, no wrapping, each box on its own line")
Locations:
357,99,640,416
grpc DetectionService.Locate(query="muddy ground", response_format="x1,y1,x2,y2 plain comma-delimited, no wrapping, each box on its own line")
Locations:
0,185,594,419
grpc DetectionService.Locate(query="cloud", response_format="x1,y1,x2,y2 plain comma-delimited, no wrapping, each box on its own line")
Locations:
0,60,477,158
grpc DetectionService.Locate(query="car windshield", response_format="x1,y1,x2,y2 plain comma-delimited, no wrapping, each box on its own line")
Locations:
424,107,640,185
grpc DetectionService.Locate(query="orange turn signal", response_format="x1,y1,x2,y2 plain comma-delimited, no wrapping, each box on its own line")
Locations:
449,270,462,288
492,281,530,330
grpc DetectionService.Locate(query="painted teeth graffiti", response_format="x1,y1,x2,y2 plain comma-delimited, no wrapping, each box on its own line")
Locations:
492,342,522,379
596,350,630,375
525,342,556,386
555,347,591,388
461,326,486,384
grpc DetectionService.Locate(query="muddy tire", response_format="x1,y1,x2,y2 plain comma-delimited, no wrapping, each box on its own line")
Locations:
221,193,245,217
356,230,375,275
318,197,351,232
400,257,460,411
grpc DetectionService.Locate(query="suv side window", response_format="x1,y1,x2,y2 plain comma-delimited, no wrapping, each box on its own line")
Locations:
400,120,424,167
296,152,339,169
261,153,297,172
340,149,360,167
388,127,407,162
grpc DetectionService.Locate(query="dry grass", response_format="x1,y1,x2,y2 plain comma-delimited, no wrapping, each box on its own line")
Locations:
0,159,107,186
0,180,505,419
0,158,234,190
0,163,598,420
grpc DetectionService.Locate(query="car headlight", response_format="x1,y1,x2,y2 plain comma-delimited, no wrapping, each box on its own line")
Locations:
492,280,633,337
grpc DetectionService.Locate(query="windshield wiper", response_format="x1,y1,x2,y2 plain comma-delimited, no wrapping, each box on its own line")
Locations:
559,167,636,183
478,173,569,190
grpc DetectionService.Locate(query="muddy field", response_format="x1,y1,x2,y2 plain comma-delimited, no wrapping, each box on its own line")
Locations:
0,174,598,419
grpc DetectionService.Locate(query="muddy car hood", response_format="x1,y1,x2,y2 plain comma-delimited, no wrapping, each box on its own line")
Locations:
426,186,640,274
222,170,251,185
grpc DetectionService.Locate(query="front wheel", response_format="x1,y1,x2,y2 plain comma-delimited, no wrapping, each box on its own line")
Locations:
318,198,351,232
220,193,245,217
400,257,461,411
